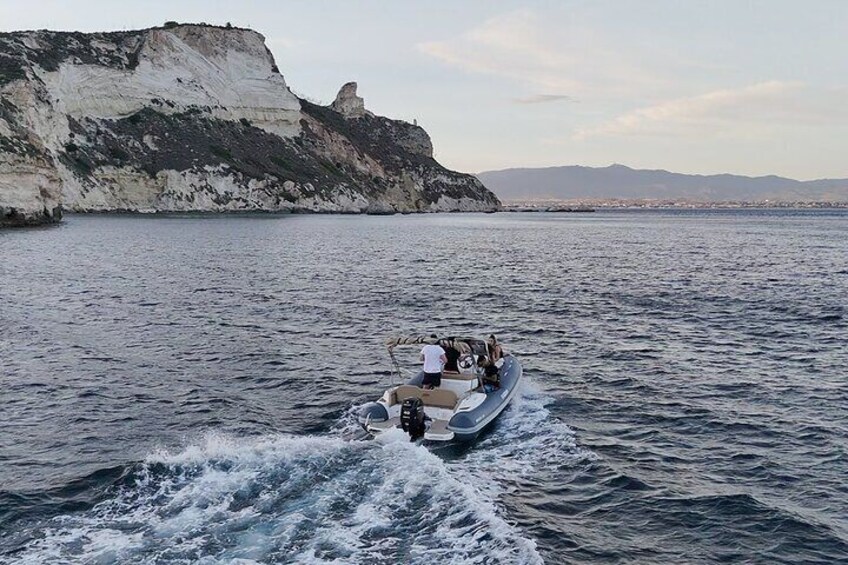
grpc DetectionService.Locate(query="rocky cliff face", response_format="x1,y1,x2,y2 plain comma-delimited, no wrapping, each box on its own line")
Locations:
0,24,499,225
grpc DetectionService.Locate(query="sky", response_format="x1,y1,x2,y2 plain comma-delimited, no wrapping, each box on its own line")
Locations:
2,0,847,179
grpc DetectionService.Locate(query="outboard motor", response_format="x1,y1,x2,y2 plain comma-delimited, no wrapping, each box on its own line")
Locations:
400,397,426,441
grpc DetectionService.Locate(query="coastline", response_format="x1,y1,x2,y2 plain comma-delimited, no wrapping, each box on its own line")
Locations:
503,199,848,210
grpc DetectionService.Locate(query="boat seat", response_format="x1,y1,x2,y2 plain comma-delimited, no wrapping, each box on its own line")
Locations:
420,389,458,409
394,385,423,404
393,385,458,409
441,372,478,382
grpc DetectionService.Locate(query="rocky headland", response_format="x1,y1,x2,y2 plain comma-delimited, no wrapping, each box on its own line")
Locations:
0,23,500,226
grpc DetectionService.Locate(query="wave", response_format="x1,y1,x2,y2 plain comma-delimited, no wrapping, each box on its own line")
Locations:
451,377,596,495
3,378,587,565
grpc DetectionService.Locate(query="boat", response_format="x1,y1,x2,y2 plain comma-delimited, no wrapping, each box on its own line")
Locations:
358,336,523,442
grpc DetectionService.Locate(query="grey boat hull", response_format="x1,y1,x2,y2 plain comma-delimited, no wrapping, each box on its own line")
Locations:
448,355,522,441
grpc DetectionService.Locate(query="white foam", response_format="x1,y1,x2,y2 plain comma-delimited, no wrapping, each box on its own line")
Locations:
12,376,591,564
449,376,595,499
329,403,373,440
13,432,544,564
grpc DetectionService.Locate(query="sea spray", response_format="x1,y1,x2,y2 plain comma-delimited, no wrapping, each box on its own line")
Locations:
8,378,590,564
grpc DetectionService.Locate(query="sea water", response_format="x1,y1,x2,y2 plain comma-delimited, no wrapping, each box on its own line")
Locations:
1,210,846,564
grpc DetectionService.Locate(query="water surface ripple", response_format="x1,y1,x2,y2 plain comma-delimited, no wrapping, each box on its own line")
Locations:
1,210,847,564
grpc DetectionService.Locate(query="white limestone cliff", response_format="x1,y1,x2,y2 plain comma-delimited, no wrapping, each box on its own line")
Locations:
0,24,500,225
37,27,301,138
0,152,62,225
331,82,367,118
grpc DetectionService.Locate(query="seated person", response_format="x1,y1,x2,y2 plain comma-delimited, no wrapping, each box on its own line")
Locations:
487,335,504,367
443,346,460,373
477,355,500,393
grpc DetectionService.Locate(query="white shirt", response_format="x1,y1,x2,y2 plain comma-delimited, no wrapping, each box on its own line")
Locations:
421,344,446,373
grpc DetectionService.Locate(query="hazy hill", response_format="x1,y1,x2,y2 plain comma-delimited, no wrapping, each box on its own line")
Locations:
477,164,848,202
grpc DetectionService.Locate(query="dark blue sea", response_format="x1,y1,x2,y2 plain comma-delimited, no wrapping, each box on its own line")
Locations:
1,210,847,564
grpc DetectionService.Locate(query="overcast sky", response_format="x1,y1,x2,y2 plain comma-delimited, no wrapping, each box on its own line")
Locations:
3,0,847,179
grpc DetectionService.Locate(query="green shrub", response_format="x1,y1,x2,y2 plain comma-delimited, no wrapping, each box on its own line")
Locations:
210,145,232,160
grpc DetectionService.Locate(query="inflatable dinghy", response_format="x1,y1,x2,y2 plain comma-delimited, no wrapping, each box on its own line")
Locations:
358,336,523,442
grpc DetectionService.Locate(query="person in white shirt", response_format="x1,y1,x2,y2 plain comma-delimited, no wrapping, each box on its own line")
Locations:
420,335,447,389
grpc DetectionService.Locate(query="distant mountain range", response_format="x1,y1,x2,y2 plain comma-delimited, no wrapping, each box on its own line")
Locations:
476,164,848,202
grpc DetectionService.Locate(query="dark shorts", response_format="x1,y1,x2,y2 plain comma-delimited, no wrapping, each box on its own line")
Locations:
422,372,442,388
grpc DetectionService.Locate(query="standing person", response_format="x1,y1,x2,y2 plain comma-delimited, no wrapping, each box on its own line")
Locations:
420,335,447,389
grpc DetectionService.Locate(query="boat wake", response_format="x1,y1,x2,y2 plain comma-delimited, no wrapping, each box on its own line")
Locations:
451,378,597,500
5,378,588,565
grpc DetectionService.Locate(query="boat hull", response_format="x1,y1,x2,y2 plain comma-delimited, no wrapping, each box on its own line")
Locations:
358,401,389,424
358,355,523,442
447,355,522,441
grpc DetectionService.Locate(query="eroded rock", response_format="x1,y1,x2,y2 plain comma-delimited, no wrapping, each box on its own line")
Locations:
0,24,500,225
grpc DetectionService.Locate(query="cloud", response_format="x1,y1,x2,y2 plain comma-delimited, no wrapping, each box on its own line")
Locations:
512,94,575,104
417,11,572,89
574,82,848,140
417,10,663,97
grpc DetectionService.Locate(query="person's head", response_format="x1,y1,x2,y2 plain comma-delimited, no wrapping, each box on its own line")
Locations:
487,334,497,346
477,355,490,366
430,333,438,344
